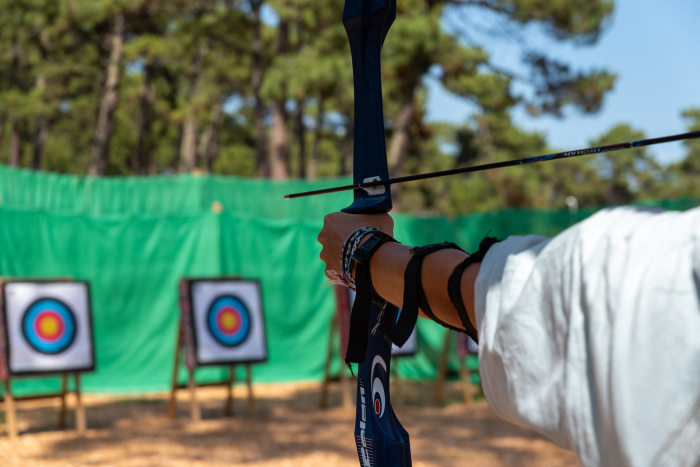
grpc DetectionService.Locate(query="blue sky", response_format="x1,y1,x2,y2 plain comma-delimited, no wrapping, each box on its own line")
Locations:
426,0,700,165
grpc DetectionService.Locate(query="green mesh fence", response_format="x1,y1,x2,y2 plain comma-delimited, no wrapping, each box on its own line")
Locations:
0,165,696,395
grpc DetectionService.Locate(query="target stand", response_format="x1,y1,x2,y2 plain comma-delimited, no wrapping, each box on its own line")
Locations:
387,323,418,408
168,278,267,422
319,286,354,409
433,331,481,406
320,287,418,409
0,279,95,438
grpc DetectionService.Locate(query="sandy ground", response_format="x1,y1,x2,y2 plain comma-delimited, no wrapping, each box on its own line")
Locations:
0,380,578,467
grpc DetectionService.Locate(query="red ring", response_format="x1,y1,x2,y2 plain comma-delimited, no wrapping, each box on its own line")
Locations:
33,310,66,343
216,306,243,336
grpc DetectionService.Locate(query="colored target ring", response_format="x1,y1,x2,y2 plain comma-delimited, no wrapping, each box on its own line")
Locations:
207,295,251,347
22,298,77,354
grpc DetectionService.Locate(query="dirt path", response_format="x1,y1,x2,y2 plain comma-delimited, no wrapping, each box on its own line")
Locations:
0,381,578,466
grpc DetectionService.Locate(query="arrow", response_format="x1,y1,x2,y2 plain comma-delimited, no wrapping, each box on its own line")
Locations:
285,130,700,200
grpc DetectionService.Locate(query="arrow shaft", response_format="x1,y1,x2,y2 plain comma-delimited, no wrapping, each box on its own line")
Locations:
285,130,700,200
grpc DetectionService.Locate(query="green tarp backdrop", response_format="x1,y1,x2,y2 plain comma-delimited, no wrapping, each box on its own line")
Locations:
0,165,697,395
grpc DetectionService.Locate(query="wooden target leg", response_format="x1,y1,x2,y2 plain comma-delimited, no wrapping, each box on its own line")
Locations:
458,356,473,406
433,330,452,406
319,313,337,409
59,374,69,429
3,379,18,439
188,368,201,422
245,364,255,418
74,374,87,434
167,331,182,420
224,365,236,416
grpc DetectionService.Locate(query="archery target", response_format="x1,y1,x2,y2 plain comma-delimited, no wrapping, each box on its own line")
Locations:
189,280,267,365
2,282,94,375
207,296,251,347
23,298,77,354
391,325,418,357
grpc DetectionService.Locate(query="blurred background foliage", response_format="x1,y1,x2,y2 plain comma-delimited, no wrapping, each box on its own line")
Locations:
0,0,697,215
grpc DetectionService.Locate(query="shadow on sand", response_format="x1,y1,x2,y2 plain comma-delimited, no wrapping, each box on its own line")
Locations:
0,381,578,467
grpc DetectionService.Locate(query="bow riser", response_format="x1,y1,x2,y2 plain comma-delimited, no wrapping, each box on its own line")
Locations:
342,0,394,215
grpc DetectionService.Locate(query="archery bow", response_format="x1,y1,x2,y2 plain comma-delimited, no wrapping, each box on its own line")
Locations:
285,130,700,199
311,1,700,465
341,0,412,466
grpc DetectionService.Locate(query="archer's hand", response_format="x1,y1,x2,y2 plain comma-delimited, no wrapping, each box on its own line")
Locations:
317,212,394,278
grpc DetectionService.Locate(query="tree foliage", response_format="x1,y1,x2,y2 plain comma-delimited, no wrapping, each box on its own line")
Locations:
665,108,700,199
0,0,694,214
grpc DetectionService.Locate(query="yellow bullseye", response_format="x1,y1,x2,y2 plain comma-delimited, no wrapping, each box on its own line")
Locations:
220,310,239,332
38,315,61,339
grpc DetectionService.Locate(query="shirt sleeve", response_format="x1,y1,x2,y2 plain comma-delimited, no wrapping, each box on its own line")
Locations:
474,206,700,467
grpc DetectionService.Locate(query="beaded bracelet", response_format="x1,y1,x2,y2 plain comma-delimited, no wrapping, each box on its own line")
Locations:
340,228,368,283
342,228,379,284
326,227,385,289
343,228,379,285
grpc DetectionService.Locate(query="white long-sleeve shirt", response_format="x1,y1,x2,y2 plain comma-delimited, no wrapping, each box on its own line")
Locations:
474,206,700,467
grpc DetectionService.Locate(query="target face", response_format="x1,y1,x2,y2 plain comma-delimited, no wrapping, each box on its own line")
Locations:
207,296,251,347
2,281,95,375
22,299,77,354
391,324,418,357
187,279,267,366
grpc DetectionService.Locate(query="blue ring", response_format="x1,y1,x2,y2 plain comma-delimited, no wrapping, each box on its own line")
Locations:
22,299,77,354
206,296,251,347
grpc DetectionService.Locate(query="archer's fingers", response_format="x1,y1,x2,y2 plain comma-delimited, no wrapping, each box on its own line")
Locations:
317,232,335,274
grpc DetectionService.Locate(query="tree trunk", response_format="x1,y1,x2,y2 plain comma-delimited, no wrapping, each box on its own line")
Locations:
387,96,415,176
197,105,222,173
32,74,49,170
294,18,306,179
134,62,155,175
250,0,268,177
340,118,353,176
295,99,306,178
31,117,48,170
270,103,290,179
179,44,208,173
89,14,125,176
254,99,268,176
8,35,21,167
309,99,324,180
204,122,220,174
270,21,290,180
0,109,4,163
387,96,415,208
32,31,50,170
476,111,495,162
180,118,197,172
9,117,20,167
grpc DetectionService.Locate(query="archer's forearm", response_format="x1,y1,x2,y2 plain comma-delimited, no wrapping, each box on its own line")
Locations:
368,242,480,331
